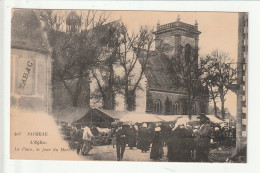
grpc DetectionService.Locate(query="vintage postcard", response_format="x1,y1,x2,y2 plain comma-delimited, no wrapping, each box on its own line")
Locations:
10,9,247,162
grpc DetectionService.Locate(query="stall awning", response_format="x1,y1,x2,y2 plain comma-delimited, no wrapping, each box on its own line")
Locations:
119,112,164,123
72,108,129,126
53,107,90,123
72,108,225,125
157,115,182,122
206,115,225,124
94,108,129,120
177,115,200,122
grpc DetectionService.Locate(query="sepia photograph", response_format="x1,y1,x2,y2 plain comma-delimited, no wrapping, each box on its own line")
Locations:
10,8,247,163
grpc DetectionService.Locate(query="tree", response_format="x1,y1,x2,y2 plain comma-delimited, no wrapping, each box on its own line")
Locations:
201,56,220,117
203,50,237,119
206,78,219,117
117,26,157,111
36,10,110,107
171,44,205,119
90,21,122,109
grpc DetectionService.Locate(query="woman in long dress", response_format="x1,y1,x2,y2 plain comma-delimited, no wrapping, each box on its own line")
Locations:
168,118,194,162
127,124,137,149
150,127,164,160
137,123,151,152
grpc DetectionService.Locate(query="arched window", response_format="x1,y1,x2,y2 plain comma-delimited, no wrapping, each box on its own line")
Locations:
155,99,161,115
165,97,171,115
184,43,192,64
173,101,179,115
192,104,197,115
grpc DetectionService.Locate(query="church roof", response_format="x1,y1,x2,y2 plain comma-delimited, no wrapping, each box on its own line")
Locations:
142,52,186,94
11,9,50,54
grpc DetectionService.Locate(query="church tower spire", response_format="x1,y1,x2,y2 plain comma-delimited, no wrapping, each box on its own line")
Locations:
66,11,81,33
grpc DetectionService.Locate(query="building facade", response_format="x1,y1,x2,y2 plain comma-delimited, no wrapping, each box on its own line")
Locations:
155,16,201,57
10,9,52,114
236,12,248,151
144,17,208,115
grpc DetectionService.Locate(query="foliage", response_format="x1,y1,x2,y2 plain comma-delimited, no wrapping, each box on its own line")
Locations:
90,21,122,109
36,10,110,107
171,44,206,118
201,50,237,119
117,25,162,111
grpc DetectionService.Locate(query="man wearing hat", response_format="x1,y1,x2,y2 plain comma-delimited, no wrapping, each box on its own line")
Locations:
199,113,210,126
115,122,127,161
195,114,212,162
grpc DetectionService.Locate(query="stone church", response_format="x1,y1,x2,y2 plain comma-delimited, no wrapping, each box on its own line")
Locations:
114,16,208,116
142,16,208,115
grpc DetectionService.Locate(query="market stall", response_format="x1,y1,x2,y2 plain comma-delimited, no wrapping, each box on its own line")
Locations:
72,108,128,127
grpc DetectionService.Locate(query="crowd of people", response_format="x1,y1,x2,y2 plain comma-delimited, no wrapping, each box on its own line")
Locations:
111,114,213,162
68,113,234,162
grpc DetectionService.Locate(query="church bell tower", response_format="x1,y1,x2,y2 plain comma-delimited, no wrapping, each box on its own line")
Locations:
66,11,81,33
154,15,201,58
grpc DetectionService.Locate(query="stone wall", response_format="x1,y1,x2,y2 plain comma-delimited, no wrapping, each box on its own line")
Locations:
181,36,196,48
11,48,52,113
52,77,90,108
155,32,176,57
146,89,203,115
236,13,248,151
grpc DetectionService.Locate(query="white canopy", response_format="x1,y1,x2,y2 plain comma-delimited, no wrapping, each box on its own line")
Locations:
112,111,224,124
96,127,111,133
178,115,200,122
120,112,164,123
206,115,224,124
157,115,182,122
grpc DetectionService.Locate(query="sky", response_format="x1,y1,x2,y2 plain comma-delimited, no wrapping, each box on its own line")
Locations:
107,11,239,116
62,10,238,61
109,11,238,61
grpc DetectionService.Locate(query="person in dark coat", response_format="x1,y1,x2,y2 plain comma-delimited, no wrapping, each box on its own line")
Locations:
111,127,117,148
166,124,174,157
127,124,137,149
213,127,221,149
168,118,194,162
75,125,83,155
137,123,151,152
150,127,164,160
195,118,212,162
199,113,210,127
116,123,127,161
90,125,99,136
160,123,168,147
160,123,172,149
70,125,77,149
